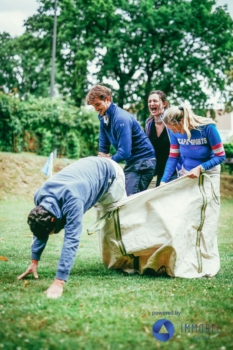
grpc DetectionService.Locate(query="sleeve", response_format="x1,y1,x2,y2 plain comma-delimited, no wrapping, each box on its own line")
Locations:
99,122,111,154
111,115,133,163
31,236,49,260
161,131,180,182
201,124,226,170
55,198,84,282
145,119,150,136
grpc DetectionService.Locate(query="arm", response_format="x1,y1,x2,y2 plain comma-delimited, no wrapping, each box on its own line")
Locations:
46,199,84,298
201,124,226,170
99,122,111,154
145,117,153,136
161,132,180,183
186,125,225,179
111,116,133,163
17,235,49,280
31,235,49,261
56,198,84,281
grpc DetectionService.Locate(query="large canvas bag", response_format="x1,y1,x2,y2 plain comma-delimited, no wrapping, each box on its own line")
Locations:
88,173,220,278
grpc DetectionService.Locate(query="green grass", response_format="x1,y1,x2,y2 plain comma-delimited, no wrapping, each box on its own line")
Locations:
0,197,233,350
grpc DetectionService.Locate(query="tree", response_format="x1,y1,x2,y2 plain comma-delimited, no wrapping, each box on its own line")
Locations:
0,31,51,98
24,0,116,106
1,0,233,120
225,57,233,112
96,0,233,121
0,33,20,93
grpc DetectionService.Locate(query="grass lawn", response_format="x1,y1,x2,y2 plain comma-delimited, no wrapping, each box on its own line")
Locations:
0,196,233,350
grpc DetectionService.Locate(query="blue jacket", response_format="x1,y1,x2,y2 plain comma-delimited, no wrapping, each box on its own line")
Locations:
98,103,155,165
31,157,116,281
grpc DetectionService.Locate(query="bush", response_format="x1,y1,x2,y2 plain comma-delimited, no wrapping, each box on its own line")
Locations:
223,143,233,158
66,131,81,159
0,93,99,158
222,143,233,175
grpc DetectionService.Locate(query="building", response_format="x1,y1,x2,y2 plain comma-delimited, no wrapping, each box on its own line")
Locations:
214,109,233,144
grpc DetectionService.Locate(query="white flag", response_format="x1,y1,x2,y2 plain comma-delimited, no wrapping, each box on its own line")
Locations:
41,152,53,177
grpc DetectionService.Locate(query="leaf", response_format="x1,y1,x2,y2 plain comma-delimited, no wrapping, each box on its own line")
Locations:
0,256,8,261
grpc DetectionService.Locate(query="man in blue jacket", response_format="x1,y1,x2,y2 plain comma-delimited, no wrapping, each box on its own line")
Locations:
18,157,126,298
86,85,156,195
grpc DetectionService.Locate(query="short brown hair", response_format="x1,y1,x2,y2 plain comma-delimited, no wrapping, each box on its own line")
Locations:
86,85,112,104
27,206,55,240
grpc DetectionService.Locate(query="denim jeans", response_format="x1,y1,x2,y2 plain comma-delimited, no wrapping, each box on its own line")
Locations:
124,158,156,196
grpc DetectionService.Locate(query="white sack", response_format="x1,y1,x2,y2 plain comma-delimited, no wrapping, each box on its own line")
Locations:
89,173,220,278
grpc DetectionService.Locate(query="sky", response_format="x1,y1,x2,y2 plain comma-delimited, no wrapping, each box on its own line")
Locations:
0,0,232,37
0,0,232,107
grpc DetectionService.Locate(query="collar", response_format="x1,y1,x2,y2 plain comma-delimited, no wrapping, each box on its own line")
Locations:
103,115,109,125
152,112,164,121
98,102,116,121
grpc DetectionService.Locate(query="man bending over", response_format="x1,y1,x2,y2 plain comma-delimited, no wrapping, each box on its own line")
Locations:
18,156,126,298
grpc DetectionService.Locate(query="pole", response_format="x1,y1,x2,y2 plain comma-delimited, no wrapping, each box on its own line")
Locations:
50,0,57,98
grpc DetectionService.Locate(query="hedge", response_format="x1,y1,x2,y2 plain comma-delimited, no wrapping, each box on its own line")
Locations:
0,92,99,158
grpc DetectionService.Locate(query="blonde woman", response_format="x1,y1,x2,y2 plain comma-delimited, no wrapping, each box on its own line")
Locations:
160,105,226,184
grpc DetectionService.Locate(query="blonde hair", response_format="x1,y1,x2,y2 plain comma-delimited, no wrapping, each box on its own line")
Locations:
86,85,112,104
163,104,216,140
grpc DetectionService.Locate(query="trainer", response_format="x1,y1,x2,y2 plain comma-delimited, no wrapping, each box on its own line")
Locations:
86,84,156,195
18,157,126,298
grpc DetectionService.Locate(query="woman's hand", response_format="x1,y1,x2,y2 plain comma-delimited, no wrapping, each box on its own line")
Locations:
187,165,202,179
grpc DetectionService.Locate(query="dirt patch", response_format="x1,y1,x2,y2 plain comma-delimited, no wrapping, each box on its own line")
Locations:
220,175,233,199
0,152,73,200
0,152,232,200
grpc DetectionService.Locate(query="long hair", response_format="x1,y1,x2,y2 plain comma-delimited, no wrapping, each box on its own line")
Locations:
27,206,55,240
163,104,216,140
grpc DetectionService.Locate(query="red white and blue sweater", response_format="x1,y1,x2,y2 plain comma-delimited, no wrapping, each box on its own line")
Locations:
161,124,226,183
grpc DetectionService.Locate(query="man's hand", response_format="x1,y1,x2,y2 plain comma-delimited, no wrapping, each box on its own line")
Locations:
187,165,202,179
160,182,166,186
17,260,39,280
46,279,64,299
98,152,110,158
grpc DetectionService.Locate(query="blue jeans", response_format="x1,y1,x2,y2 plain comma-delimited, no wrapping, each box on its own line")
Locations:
124,158,156,196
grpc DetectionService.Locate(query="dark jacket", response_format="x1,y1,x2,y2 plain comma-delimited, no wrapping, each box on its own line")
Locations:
145,115,173,176
99,103,155,165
